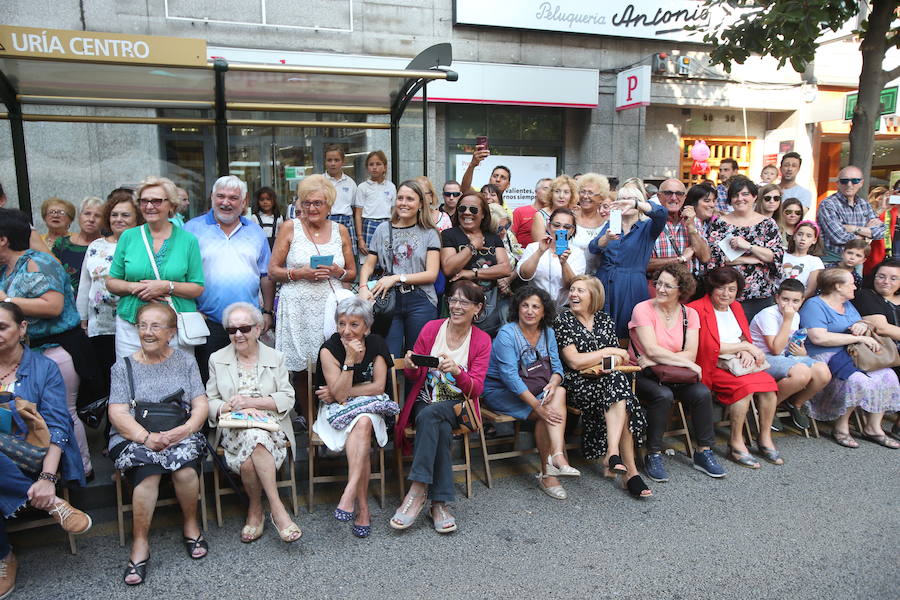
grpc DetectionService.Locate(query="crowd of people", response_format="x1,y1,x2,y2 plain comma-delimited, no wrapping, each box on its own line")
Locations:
0,145,898,595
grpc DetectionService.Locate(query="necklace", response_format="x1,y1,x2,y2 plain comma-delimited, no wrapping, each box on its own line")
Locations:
0,358,21,382
656,302,676,323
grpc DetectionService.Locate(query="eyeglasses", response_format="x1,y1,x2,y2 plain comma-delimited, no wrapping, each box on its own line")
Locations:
659,190,686,198
225,324,255,334
300,200,325,209
763,195,782,202
838,178,862,185
497,223,510,233
550,222,575,231
139,198,166,207
137,323,171,333
782,209,802,216
443,191,462,198
458,205,480,215
46,209,70,217
654,280,677,291
874,273,900,283
447,297,475,308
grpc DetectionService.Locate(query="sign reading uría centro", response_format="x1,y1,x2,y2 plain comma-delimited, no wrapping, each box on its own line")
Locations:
454,0,710,43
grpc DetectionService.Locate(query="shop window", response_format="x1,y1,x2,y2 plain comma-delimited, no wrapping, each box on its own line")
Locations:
679,136,754,184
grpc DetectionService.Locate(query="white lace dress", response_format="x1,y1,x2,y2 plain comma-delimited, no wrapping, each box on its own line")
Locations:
275,219,345,371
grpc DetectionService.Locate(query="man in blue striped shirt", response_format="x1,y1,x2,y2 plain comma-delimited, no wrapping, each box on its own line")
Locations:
817,165,886,264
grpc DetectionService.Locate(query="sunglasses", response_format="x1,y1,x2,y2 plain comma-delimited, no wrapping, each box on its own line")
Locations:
763,195,782,202
838,178,862,185
659,190,686,198
782,209,802,216
225,325,254,335
443,191,462,198
458,205,480,215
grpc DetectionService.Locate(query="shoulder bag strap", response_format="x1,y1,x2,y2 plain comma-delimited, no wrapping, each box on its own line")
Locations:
386,222,394,275
139,225,178,311
125,357,136,407
302,220,337,295
680,304,689,351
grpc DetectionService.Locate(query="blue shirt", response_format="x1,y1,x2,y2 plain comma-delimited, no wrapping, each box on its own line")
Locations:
484,322,564,397
0,250,80,340
799,295,862,357
183,211,271,323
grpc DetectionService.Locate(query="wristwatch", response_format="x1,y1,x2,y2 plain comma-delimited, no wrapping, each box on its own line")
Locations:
341,363,352,372
472,267,480,280
399,273,408,284
466,242,477,253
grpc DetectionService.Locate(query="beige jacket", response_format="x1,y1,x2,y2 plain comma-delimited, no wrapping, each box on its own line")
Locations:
206,342,296,449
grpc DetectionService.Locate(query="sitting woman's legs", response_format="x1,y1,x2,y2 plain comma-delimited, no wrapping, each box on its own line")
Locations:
756,391,779,449
127,474,161,579
42,345,91,474
245,444,293,531
728,395,752,454
342,416,374,526
170,467,205,558
239,454,265,534
531,387,569,489
678,382,716,451
635,375,674,454
604,400,626,464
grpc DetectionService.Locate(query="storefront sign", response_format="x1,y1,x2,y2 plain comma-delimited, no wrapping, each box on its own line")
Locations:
453,154,558,210
616,66,651,111
844,86,898,120
454,0,710,43
0,26,207,66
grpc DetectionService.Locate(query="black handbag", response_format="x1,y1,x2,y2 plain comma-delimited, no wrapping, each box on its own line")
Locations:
519,328,553,396
77,395,109,429
125,358,189,433
474,285,502,336
373,223,397,318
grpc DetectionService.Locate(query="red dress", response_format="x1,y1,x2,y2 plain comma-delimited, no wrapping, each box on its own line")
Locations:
686,295,778,405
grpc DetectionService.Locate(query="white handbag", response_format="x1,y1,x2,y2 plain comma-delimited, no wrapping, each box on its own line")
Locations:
139,225,209,346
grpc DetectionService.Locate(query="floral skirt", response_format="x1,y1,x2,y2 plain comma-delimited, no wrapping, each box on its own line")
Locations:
112,432,207,486
808,354,900,421
220,426,288,474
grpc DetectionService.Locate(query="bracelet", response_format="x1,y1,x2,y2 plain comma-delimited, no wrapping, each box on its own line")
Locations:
142,431,151,445
287,269,295,282
38,472,59,484
338,268,348,281
168,280,175,294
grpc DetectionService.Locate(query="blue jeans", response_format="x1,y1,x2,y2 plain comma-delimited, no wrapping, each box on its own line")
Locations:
386,289,437,358
1,452,35,558
409,400,457,502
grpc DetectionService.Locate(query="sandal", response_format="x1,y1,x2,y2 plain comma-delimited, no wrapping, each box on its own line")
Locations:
430,504,457,534
333,507,354,522
832,430,859,448
728,448,760,469
620,474,652,499
536,473,567,500
389,491,425,530
351,523,371,538
545,452,581,477
862,431,900,449
182,536,208,559
123,557,149,586
606,454,627,474
240,522,264,543
270,515,302,543
757,444,784,465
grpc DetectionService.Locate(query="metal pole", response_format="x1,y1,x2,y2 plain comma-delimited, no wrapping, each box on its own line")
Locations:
422,83,428,177
213,58,230,177
0,72,32,221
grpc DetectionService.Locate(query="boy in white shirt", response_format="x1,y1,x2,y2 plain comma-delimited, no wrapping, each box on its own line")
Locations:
323,144,358,257
353,150,396,256
749,279,831,430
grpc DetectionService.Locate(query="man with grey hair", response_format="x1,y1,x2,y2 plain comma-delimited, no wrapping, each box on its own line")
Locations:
512,177,552,246
648,178,710,273
817,165,885,264
184,175,274,381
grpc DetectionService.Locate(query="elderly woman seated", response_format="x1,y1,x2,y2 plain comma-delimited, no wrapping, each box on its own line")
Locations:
107,303,209,586
0,301,92,599
687,267,780,468
483,285,577,500
800,267,900,449
312,296,393,539
206,302,300,544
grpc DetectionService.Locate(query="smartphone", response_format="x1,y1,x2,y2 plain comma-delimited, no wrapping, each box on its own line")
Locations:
310,255,334,269
555,229,568,255
890,194,900,205
602,355,617,371
609,209,623,235
475,135,488,149
410,354,440,368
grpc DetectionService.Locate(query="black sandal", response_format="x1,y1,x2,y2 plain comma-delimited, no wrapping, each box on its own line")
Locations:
123,557,149,586
623,475,652,499
607,454,627,473
183,535,208,560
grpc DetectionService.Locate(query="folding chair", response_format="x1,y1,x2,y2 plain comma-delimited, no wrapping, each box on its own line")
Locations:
211,440,299,527
6,485,77,554
393,357,489,499
305,358,387,513
479,407,534,488
114,469,208,547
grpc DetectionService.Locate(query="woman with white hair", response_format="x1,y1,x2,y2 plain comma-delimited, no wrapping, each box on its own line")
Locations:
53,196,105,296
106,176,205,357
313,296,393,538
206,302,301,543
588,180,667,338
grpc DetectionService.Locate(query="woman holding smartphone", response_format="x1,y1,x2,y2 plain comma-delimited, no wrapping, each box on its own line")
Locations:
516,208,585,310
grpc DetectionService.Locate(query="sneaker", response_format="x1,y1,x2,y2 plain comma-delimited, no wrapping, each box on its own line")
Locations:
0,552,17,600
786,403,810,430
643,452,669,482
47,499,93,534
770,417,784,432
693,448,727,478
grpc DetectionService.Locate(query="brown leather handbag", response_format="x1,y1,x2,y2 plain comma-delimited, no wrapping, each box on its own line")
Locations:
0,392,51,474
848,332,900,371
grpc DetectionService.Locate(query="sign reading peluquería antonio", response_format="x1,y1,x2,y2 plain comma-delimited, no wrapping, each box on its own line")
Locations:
453,0,711,43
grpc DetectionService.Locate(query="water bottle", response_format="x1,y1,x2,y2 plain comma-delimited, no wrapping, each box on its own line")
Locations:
786,328,807,356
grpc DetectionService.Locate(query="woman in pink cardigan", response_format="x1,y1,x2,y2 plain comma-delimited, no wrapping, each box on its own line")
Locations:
390,280,491,534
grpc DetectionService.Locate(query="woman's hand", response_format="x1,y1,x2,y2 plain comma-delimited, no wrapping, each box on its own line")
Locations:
322,263,345,280
27,479,56,510
315,385,336,404
849,321,869,336
606,347,630,362
370,275,399,298
688,362,703,378
857,335,882,353
610,198,635,212
636,355,657,369
143,432,168,452
603,230,621,243
80,320,88,330
158,425,191,448
730,236,752,251
311,266,334,282
450,269,476,282
437,353,461,376
537,234,553,254
534,402,564,426
358,285,375,302
747,345,766,365
343,338,365,365
226,394,254,412
789,341,807,356
497,276,513,295
558,248,571,264
133,279,169,301
736,350,755,368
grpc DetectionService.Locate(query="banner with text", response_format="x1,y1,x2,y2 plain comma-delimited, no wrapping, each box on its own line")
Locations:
454,155,558,211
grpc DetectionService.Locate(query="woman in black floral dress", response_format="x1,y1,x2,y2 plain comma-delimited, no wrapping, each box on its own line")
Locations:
554,275,651,498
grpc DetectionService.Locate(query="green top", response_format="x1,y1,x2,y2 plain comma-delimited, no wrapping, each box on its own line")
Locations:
109,224,205,324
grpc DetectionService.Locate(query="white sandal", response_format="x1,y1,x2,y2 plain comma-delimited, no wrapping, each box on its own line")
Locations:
536,473,567,500
544,452,581,478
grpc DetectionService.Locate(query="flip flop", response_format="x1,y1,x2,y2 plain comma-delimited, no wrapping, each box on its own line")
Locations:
862,432,900,449
182,536,208,559
832,431,859,448
123,557,149,586
757,444,784,465
729,448,760,469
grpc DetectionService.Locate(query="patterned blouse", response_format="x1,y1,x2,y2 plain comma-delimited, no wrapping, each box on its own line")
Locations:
0,249,80,340
707,216,784,301
75,237,119,337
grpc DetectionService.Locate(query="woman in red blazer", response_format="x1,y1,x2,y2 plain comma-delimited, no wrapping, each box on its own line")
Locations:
687,267,779,469
390,280,491,534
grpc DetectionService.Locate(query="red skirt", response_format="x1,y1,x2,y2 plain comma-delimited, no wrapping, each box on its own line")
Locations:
706,367,778,405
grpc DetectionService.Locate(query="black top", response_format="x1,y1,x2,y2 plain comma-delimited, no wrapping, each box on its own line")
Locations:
852,287,900,327
316,332,392,395
440,226,503,274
